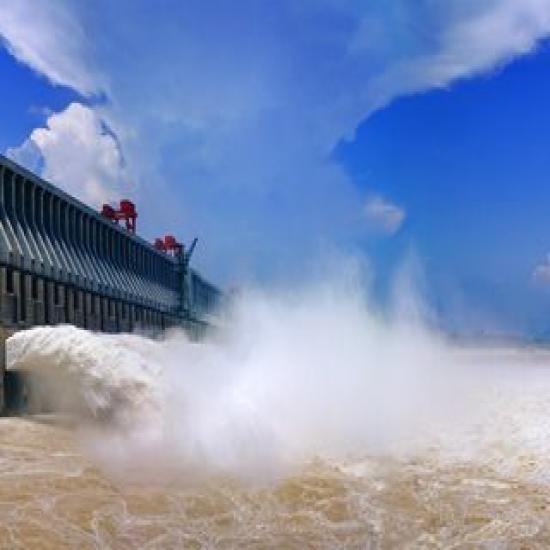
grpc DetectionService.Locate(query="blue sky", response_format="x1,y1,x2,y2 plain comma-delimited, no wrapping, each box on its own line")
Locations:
0,48,79,151
2,1,550,335
337,39,550,333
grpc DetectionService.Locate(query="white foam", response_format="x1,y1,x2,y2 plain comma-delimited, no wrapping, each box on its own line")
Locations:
7,326,164,424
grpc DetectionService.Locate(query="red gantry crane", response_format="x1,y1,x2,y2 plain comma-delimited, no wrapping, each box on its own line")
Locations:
154,234,198,264
100,199,197,264
101,199,138,233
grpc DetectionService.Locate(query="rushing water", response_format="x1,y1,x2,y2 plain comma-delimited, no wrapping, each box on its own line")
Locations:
3,285,550,548
1,410,550,548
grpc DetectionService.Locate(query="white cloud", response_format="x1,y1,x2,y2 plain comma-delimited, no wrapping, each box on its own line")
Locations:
358,0,550,110
0,0,103,95
533,255,550,284
6,137,42,174
364,195,405,235
7,102,127,206
2,1,550,280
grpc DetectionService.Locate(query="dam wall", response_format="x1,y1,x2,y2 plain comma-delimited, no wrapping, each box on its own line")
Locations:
0,154,220,411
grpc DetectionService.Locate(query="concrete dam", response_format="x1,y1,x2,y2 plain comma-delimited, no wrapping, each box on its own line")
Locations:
0,154,220,411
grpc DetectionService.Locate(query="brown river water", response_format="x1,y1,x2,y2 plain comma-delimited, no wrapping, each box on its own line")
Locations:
1,414,550,548
3,289,550,548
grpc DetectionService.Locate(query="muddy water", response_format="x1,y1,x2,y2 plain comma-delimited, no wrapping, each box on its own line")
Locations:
1,416,550,549
5,316,550,548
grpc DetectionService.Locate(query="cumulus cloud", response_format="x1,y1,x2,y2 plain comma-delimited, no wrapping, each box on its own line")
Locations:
364,195,405,235
2,1,550,280
7,102,127,206
6,137,43,175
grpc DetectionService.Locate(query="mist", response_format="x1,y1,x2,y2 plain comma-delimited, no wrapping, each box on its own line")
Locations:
7,267,550,487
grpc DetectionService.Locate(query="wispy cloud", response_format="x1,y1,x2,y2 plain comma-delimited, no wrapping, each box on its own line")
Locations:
0,0,103,95
364,195,405,235
353,1,550,109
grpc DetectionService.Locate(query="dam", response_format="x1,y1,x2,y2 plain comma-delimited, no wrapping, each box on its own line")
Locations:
0,154,220,412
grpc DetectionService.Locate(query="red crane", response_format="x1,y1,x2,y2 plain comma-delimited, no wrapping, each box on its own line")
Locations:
99,200,197,263
153,235,198,264
101,199,137,233
154,235,184,256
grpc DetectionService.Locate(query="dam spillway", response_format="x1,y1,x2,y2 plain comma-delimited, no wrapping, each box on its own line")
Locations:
0,154,220,411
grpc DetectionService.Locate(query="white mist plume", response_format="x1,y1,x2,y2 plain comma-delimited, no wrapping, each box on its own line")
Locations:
7,274,550,485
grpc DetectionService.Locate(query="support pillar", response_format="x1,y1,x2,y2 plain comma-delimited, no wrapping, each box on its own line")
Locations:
35,277,46,325
0,326,16,415
0,331,5,414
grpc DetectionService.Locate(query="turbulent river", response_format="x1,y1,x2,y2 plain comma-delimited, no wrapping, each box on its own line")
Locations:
2,410,550,548
2,285,550,548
